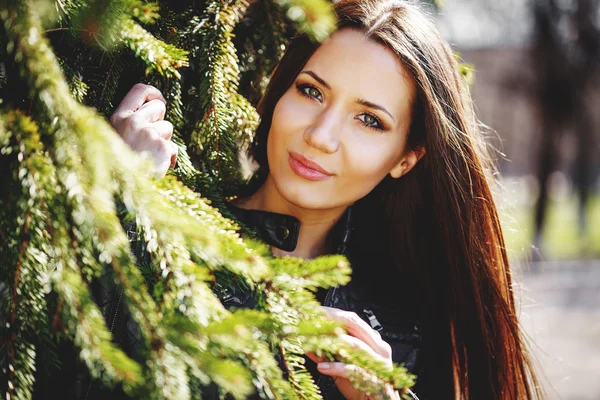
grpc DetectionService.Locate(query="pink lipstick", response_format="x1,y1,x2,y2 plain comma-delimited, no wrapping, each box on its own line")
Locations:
288,152,333,181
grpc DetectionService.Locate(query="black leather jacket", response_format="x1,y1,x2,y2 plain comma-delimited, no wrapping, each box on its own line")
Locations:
34,205,424,399
225,204,424,400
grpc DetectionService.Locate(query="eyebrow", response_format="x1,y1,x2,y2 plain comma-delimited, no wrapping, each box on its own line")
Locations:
356,98,395,122
299,70,331,89
299,70,396,122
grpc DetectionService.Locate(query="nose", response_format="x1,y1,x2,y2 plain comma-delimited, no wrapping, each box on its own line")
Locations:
303,110,340,154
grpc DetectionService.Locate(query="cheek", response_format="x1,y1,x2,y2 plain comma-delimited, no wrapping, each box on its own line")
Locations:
263,92,408,209
338,161,388,202
267,93,311,165
341,136,406,195
266,99,292,168
321,137,407,207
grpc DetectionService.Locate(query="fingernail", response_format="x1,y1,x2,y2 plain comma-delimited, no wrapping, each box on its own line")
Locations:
318,362,330,371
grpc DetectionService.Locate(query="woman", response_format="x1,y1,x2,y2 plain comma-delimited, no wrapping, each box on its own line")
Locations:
110,0,541,398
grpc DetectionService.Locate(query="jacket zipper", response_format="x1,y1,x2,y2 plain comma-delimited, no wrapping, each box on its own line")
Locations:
362,308,383,332
86,284,124,398
323,286,335,307
109,285,125,333
317,286,336,388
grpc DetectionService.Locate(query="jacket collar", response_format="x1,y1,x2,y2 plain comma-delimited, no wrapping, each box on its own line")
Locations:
227,203,353,254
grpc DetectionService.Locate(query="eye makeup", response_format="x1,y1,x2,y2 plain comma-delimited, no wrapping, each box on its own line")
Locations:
294,82,388,133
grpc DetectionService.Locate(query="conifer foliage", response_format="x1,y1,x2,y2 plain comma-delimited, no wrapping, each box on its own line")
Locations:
0,0,415,399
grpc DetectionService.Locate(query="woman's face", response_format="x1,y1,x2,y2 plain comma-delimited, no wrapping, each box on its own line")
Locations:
266,28,419,210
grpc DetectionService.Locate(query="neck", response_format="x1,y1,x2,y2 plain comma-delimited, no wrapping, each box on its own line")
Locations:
236,175,347,259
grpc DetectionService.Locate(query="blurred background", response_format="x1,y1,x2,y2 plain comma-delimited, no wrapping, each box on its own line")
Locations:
433,0,600,398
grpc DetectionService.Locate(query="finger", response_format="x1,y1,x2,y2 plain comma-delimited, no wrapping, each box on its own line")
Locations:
127,127,171,176
152,139,173,178
318,363,395,399
322,307,391,359
306,352,326,364
128,126,160,153
339,334,392,368
135,99,167,123
317,362,349,378
169,141,178,169
149,120,174,140
114,83,165,114
317,363,370,381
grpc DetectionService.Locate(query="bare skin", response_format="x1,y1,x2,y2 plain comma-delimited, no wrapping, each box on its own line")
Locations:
234,178,343,259
109,83,179,178
110,28,424,400
236,29,422,265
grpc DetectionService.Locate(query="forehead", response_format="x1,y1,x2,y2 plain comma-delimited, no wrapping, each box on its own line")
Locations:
303,28,416,116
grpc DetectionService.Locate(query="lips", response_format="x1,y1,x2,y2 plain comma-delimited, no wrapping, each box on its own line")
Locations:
288,151,333,181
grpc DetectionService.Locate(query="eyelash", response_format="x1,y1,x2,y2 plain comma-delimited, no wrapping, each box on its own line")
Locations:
294,83,386,132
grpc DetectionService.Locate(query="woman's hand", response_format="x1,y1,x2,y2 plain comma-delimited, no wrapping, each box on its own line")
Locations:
307,307,400,400
109,83,178,178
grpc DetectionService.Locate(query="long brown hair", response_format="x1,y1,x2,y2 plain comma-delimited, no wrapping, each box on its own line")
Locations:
251,0,541,398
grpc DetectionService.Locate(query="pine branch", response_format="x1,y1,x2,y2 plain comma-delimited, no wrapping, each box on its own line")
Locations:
121,19,189,78
130,210,228,325
148,78,197,180
273,0,336,41
53,265,143,387
204,318,298,399
57,0,187,78
2,3,291,398
57,0,161,34
0,1,418,399
164,309,298,399
7,209,31,399
280,340,322,400
262,257,416,397
59,57,90,102
2,1,160,391
299,335,416,397
0,111,55,400
259,257,351,398
270,255,352,292
235,0,288,104
136,177,269,282
96,53,123,115
185,0,260,192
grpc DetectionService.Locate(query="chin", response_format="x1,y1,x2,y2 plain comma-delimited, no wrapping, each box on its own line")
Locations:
274,176,338,210
281,186,328,210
